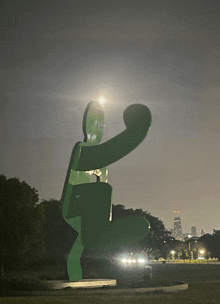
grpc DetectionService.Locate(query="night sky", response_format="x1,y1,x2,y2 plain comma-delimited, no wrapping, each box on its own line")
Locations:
2,0,220,235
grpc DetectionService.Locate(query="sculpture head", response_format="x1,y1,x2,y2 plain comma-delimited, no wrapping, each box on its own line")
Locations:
83,101,105,145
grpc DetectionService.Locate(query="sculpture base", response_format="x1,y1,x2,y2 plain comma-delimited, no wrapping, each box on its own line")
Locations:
41,279,117,290
4,282,188,297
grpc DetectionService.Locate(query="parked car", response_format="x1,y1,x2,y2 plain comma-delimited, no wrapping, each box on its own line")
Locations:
81,249,152,286
112,251,152,285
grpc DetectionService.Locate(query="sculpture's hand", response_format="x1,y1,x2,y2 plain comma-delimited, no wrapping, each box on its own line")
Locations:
76,104,151,171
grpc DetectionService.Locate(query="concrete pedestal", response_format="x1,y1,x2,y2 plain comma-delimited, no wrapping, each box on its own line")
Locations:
41,279,117,289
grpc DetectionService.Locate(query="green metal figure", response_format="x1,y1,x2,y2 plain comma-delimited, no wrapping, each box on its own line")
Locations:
61,101,151,281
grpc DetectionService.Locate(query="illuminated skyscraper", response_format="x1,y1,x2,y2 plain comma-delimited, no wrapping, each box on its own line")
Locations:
171,205,182,239
201,229,205,236
191,225,197,237
174,217,182,239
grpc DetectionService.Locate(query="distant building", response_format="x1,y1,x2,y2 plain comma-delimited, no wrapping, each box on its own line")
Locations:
191,225,197,237
173,217,182,239
201,229,205,236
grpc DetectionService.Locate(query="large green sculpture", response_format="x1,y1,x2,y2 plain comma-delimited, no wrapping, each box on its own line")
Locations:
61,101,152,281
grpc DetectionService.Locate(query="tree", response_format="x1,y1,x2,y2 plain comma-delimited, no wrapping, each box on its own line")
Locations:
198,233,213,258
169,240,188,260
213,230,220,236
39,199,77,265
0,175,45,271
211,230,220,258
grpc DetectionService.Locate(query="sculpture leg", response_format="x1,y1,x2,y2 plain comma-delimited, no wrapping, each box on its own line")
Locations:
64,182,150,280
67,235,84,281
85,215,150,251
78,182,150,252
80,182,112,248
65,216,84,281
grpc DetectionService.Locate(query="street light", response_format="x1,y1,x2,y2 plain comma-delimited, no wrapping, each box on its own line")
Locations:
171,250,175,260
198,249,205,260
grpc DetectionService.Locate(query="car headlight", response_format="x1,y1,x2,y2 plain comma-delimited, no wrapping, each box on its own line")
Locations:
120,258,146,264
118,253,147,265
120,258,136,263
138,258,145,263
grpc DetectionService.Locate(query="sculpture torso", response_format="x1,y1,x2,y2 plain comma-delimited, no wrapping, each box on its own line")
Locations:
62,140,111,225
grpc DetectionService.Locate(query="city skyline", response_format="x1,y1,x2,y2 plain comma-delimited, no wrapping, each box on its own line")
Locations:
170,215,211,240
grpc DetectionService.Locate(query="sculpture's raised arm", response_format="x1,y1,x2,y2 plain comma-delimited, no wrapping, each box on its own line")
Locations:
75,104,151,171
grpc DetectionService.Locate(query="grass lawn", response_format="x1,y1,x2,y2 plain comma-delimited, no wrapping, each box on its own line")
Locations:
1,283,220,304
151,262,220,282
1,263,220,303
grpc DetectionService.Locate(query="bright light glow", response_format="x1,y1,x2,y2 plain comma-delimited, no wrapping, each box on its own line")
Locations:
121,258,137,264
98,97,106,105
171,251,175,254
138,259,145,263
86,170,94,175
200,250,204,254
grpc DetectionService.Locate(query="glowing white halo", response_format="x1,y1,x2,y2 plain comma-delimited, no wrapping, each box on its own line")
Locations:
98,96,106,105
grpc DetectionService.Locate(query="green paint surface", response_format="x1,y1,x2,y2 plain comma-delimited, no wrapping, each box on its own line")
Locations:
61,101,151,281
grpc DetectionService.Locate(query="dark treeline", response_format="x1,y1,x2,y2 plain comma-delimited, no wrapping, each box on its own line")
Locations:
170,231,220,260
199,230,220,259
1,175,219,273
0,174,45,271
